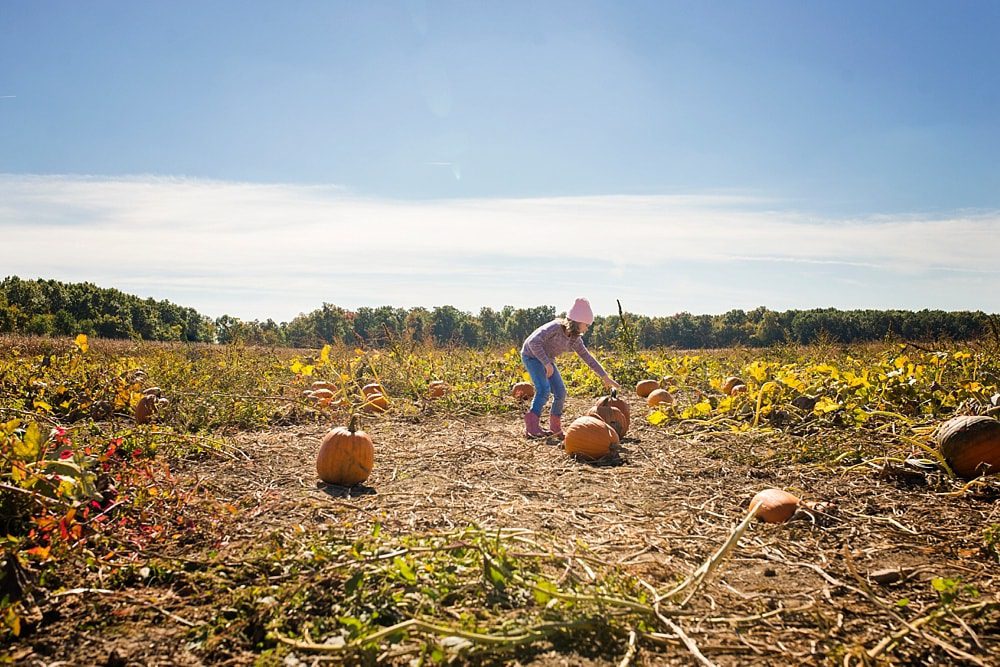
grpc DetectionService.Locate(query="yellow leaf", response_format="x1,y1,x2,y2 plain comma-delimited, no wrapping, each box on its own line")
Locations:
2,418,21,435
290,360,304,374
74,333,89,353
302,364,315,377
320,345,331,363
13,422,44,459
33,400,52,413
522,372,531,382
647,410,668,425
813,397,841,414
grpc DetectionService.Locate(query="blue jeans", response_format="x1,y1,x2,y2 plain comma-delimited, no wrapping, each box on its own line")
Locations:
522,353,566,417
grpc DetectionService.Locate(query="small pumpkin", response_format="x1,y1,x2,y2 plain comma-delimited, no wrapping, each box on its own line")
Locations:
935,415,1000,479
604,389,631,422
588,398,629,439
512,382,535,401
751,488,800,523
311,380,338,392
636,379,659,398
564,415,620,461
362,383,384,398
721,376,744,395
309,388,339,407
362,392,389,413
134,394,157,425
428,380,449,398
647,388,673,407
730,384,748,395
316,416,374,486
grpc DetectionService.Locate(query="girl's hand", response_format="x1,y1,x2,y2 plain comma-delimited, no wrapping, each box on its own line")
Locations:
603,376,621,391
544,363,554,378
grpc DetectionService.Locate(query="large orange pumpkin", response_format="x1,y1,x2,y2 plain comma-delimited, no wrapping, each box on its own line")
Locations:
316,416,374,486
636,379,659,398
721,376,744,395
935,415,1000,479
647,388,673,407
564,415,619,461
750,488,800,523
512,382,535,400
588,395,630,438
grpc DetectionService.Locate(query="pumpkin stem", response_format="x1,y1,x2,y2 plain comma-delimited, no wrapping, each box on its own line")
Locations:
610,387,618,399
348,413,358,434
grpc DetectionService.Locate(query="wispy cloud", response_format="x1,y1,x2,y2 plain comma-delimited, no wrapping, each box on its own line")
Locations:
2,174,998,320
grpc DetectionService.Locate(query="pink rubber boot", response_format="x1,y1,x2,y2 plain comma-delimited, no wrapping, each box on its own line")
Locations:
524,411,547,439
549,414,564,439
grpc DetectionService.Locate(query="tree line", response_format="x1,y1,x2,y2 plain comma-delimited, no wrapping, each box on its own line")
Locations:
3,276,998,349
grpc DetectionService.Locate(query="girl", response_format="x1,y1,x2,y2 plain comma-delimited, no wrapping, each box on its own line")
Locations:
520,298,621,439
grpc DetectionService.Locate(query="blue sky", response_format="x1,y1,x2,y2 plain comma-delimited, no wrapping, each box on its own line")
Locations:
2,1,999,321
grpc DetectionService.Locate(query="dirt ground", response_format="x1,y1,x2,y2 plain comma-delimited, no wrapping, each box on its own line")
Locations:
8,394,1000,666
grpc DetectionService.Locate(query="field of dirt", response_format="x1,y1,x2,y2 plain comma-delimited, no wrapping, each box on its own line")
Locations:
8,393,1000,666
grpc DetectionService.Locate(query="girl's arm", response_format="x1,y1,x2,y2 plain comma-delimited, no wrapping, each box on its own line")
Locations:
572,340,621,389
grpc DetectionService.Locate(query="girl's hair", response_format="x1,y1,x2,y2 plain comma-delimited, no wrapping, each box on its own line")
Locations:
560,317,583,338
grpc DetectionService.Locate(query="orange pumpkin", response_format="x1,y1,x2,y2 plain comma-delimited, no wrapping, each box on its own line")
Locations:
512,382,535,401
134,394,157,425
564,415,619,461
751,488,800,523
311,380,337,392
316,416,374,485
428,380,449,398
722,376,744,395
605,392,631,422
362,392,389,413
730,384,748,395
362,383,384,398
636,379,659,398
935,415,1000,479
647,388,673,407
589,395,630,438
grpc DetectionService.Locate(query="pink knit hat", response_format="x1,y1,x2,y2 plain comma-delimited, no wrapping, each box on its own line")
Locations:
567,298,594,325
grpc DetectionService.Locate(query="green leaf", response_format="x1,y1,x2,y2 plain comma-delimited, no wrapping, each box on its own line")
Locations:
344,570,364,595
394,556,416,583
532,577,558,604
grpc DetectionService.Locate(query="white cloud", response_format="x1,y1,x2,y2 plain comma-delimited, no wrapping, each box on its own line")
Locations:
2,173,999,320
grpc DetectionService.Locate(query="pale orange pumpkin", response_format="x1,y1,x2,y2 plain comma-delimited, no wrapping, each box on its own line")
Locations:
750,488,800,523
647,388,673,407
362,392,389,413
730,384,748,395
428,380,449,398
134,394,157,425
722,376,744,395
935,415,1000,479
362,383,384,398
636,379,659,398
564,415,619,461
311,380,337,392
316,416,374,486
512,382,535,401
